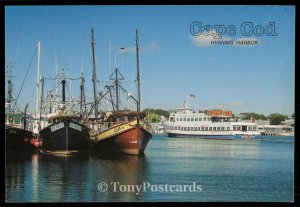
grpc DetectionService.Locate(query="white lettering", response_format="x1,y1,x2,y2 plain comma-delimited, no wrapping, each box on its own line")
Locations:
50,122,65,132
69,122,82,131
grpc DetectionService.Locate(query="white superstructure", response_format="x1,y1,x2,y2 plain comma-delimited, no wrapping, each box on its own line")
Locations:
164,101,261,139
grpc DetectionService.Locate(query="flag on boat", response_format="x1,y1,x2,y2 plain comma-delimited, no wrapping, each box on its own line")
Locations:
190,94,195,98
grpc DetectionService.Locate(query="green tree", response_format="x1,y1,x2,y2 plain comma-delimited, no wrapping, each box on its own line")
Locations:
268,113,288,125
240,112,267,120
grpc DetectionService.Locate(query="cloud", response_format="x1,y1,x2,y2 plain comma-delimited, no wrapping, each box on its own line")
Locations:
145,41,160,50
191,30,231,47
233,37,260,47
227,101,245,107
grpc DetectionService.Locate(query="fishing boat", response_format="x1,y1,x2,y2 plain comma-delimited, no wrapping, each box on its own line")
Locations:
38,69,90,155
5,63,36,152
89,29,152,155
164,95,261,139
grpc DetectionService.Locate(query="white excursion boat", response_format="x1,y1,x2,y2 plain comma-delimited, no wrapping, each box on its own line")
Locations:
164,99,261,140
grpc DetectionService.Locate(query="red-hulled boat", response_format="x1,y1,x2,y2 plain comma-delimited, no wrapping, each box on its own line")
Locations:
89,29,152,155
90,111,152,155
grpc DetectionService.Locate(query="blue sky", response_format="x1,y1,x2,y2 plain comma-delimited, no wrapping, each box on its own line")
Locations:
5,5,295,116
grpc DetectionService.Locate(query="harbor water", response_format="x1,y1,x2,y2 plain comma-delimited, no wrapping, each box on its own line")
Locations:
5,135,294,202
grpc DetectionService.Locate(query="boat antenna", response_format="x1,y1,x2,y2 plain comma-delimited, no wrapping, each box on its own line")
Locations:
109,41,112,75
91,28,98,121
36,41,41,117
136,29,141,112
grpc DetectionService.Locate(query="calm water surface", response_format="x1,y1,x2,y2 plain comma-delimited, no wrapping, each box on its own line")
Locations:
5,135,294,202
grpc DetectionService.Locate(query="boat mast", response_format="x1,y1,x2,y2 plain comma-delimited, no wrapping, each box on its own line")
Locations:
6,63,14,112
136,29,141,112
91,28,98,121
80,66,86,118
36,41,41,117
115,68,120,111
39,77,44,131
62,70,66,106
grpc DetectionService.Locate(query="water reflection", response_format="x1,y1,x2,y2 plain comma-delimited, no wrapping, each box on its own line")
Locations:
89,153,148,202
6,152,148,202
6,152,31,202
5,135,294,202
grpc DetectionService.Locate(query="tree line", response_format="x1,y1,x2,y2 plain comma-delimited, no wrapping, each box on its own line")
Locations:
143,108,293,125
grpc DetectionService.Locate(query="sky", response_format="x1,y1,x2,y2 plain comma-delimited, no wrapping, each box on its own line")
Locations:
5,5,295,116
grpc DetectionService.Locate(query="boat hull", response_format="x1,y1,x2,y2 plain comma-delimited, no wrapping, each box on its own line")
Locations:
167,132,261,140
90,125,152,155
5,126,35,151
39,120,90,154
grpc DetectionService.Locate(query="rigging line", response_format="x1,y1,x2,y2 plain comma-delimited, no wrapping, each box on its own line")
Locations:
13,46,37,111
27,85,37,106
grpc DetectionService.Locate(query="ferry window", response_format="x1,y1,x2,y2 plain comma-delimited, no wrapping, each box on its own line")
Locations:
188,127,190,130
209,127,212,131
221,127,225,131
183,118,186,121
180,118,182,121
248,127,252,131
237,127,241,131
204,118,206,121
242,126,247,132
184,127,187,130
195,118,198,121
217,127,220,131
175,126,177,130
201,127,204,131
208,118,210,121
191,118,194,121
227,127,230,131
199,118,202,121
205,127,208,130
213,127,216,130
176,118,179,121
187,118,190,121
233,126,236,130
170,117,175,122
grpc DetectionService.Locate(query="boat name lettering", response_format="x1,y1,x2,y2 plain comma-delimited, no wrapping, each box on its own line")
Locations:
50,122,65,132
114,126,123,134
69,122,82,131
